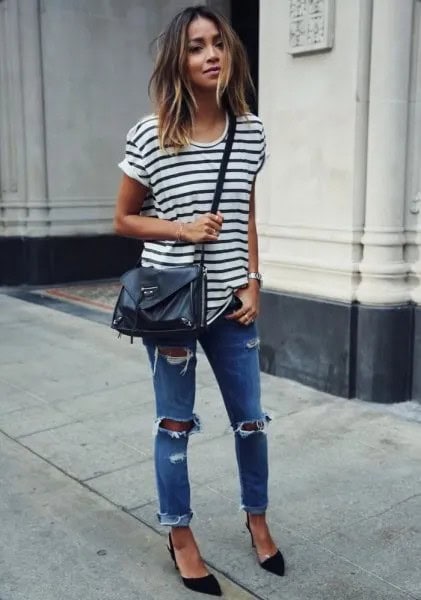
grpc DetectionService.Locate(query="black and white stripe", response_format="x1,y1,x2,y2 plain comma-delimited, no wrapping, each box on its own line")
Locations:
118,113,266,322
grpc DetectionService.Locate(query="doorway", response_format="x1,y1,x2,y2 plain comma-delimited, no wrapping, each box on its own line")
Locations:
230,0,259,113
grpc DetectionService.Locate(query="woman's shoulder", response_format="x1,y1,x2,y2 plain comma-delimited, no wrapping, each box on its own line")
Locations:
236,112,264,133
126,114,159,148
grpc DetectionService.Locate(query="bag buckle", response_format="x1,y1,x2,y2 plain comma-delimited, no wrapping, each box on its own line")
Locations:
141,286,158,298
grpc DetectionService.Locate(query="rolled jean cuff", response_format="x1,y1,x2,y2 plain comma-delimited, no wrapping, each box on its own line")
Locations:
157,510,193,527
240,504,267,515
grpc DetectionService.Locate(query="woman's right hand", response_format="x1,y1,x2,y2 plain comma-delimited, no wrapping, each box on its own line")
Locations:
183,212,223,243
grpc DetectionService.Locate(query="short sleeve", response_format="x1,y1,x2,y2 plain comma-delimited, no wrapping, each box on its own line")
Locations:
118,124,150,188
256,121,268,175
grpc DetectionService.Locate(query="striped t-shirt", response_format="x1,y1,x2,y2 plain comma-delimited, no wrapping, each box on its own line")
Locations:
118,112,266,323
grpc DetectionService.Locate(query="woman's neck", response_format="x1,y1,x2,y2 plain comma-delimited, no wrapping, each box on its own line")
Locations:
193,92,225,126
191,92,226,143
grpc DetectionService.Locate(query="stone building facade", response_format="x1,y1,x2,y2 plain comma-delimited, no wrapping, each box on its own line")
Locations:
257,0,421,404
0,0,420,403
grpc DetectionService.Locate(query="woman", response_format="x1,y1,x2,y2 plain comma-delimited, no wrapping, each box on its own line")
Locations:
114,6,284,596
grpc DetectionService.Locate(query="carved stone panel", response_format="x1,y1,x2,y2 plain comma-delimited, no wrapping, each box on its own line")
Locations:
289,0,335,55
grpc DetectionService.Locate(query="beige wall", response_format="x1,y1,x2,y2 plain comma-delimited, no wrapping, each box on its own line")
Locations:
0,0,207,238
257,0,366,302
258,0,421,306
405,0,421,303
2,0,419,305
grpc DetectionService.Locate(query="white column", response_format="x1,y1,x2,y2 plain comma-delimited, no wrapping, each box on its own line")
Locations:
357,0,413,304
405,0,421,305
18,0,49,236
0,0,27,236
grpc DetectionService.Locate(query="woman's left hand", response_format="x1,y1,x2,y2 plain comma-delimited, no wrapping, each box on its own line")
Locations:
225,280,260,326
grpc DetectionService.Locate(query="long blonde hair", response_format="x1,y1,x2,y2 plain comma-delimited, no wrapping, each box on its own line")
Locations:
149,5,254,151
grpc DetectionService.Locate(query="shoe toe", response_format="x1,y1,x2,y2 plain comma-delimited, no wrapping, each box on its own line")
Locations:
183,573,222,596
261,550,285,577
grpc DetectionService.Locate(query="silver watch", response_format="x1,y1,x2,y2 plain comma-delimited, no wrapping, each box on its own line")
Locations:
248,272,263,286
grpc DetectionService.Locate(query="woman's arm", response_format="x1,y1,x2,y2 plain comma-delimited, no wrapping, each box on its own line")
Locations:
114,174,178,240
247,181,259,275
225,181,260,323
114,174,223,243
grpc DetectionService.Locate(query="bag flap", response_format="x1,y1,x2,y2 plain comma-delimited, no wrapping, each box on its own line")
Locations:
120,264,201,308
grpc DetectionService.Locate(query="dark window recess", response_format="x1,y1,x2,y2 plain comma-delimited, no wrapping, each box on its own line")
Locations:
231,0,259,114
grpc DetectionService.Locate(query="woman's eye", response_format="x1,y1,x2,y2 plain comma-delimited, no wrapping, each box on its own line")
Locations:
188,46,201,53
215,41,224,48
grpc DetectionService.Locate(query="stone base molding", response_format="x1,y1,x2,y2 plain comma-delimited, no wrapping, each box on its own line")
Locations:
258,223,363,302
406,230,421,304
0,235,140,286
259,288,418,404
1,199,116,237
412,306,421,402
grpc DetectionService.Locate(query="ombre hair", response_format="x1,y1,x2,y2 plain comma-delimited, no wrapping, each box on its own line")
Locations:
149,5,254,151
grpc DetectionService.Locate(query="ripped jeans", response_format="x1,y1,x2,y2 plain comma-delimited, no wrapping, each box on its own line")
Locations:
144,312,270,527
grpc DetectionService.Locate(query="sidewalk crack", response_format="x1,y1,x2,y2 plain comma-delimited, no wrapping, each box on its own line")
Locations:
317,492,421,540
82,457,151,482
16,419,83,439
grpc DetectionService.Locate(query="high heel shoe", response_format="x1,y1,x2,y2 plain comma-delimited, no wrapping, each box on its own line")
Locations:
167,533,222,596
246,514,285,576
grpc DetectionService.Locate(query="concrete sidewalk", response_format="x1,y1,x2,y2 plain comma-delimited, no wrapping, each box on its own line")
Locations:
0,293,420,600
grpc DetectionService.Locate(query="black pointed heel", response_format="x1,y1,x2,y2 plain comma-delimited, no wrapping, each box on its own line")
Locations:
167,533,222,596
246,514,285,577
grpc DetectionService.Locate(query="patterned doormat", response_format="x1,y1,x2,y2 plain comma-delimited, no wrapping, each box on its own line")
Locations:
34,281,120,313
6,280,121,325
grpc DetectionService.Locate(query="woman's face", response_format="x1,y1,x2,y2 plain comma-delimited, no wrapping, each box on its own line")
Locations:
185,17,224,92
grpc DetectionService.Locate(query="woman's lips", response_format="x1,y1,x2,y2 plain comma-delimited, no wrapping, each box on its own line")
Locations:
204,67,220,74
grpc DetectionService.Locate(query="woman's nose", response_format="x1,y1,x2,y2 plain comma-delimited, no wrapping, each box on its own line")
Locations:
206,45,217,60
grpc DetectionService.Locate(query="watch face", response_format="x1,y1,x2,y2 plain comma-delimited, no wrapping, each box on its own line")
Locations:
248,273,262,284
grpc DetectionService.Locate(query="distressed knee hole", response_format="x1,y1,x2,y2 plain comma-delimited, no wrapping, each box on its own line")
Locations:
234,414,271,438
153,414,202,438
158,347,189,358
153,346,194,375
160,418,194,433
241,422,261,431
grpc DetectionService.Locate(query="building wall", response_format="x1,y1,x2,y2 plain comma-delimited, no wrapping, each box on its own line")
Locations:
258,0,364,302
257,0,421,402
259,0,421,306
406,0,421,399
405,0,421,305
1,0,419,403
0,0,204,240
0,0,204,283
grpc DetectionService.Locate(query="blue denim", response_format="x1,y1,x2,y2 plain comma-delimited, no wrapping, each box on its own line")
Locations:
144,311,270,527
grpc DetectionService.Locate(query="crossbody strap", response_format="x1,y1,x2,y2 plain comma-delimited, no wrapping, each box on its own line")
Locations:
135,112,236,269
200,111,236,266
210,112,236,214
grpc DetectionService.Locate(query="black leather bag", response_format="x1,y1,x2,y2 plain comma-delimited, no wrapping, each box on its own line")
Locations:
111,113,236,341
111,263,207,339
